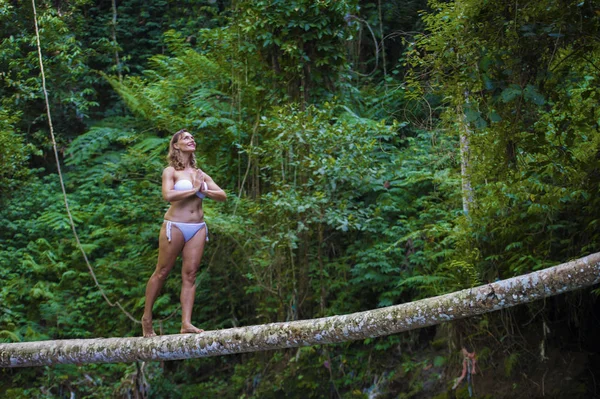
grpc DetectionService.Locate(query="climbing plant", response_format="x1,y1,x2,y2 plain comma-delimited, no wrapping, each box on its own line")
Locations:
405,0,600,280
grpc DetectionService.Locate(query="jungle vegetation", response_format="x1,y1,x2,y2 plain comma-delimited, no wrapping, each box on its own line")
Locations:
1,0,599,397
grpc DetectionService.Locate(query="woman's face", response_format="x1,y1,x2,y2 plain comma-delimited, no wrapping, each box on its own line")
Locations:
175,131,196,152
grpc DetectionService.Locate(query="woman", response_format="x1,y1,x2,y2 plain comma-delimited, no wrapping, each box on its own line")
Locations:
142,129,227,337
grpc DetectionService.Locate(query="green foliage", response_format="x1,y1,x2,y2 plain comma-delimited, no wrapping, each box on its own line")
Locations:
105,41,235,132
102,30,250,186
243,103,396,319
3,0,600,397
0,108,34,194
235,0,358,103
405,0,600,279
347,128,464,305
0,0,97,153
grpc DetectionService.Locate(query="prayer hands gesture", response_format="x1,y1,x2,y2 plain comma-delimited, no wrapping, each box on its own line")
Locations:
192,169,206,192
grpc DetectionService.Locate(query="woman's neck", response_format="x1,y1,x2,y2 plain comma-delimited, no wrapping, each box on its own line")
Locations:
181,154,193,169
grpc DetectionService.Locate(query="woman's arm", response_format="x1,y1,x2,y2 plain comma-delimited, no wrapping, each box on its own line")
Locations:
200,173,227,202
161,167,201,202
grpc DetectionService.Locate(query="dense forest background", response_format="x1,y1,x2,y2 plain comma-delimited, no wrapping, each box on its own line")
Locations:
1,0,600,397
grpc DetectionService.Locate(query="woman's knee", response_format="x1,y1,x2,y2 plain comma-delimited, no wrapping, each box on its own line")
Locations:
153,265,172,281
181,266,198,283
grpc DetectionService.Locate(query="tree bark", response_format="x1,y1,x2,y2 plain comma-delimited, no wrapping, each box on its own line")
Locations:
457,99,474,215
2,253,599,368
111,0,122,82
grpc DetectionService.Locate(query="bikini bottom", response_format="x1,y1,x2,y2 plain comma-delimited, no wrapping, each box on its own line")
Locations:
164,220,209,243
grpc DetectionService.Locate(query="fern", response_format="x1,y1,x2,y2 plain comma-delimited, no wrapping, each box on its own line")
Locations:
131,137,168,160
65,126,136,166
0,330,20,343
36,210,80,232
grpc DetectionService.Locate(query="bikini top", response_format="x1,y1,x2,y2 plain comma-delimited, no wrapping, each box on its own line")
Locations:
174,179,207,199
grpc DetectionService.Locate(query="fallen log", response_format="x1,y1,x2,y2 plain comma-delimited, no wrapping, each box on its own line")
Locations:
2,252,599,368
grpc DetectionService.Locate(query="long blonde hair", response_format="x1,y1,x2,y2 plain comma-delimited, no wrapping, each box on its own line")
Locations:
168,129,197,170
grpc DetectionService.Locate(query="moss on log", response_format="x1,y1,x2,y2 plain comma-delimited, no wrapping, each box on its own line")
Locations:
2,253,600,368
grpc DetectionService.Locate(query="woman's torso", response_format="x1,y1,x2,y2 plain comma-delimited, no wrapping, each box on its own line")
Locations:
163,168,204,223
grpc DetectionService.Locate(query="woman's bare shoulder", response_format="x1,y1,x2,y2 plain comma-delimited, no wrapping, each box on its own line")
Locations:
162,166,177,178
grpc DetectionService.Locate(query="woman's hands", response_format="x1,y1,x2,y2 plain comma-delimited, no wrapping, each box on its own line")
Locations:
161,167,217,202
192,169,206,193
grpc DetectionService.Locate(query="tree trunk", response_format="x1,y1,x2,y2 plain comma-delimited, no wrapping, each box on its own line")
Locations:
457,91,474,214
111,0,122,82
2,253,599,368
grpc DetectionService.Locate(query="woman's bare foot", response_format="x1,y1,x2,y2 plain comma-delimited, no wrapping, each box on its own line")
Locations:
180,323,204,334
142,316,157,337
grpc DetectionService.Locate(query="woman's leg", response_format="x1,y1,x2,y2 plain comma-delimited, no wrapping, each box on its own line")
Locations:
180,226,207,333
142,223,185,337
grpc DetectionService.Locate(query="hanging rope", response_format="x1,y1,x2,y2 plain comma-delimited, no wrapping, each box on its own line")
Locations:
30,0,179,326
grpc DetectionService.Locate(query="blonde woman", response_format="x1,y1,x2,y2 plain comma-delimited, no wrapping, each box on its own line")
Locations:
142,129,226,337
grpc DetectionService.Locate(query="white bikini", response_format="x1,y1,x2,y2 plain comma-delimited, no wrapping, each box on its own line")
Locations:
173,179,207,198
164,179,209,243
